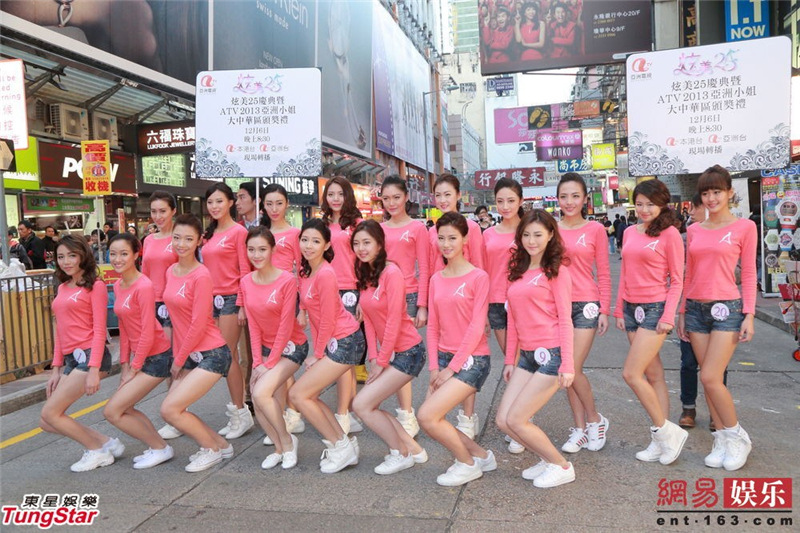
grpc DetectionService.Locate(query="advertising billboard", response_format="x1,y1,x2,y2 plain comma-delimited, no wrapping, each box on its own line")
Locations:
535,131,583,161
725,0,770,42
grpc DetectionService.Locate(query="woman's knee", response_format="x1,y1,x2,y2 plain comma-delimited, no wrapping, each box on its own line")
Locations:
351,395,369,418
699,368,724,389
416,404,437,430
621,367,638,386
160,400,181,424
103,403,122,425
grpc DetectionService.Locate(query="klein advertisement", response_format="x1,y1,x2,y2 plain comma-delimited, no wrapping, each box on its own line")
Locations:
627,36,792,176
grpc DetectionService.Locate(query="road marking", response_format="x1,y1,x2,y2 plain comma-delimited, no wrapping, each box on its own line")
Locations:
0,399,108,449
738,362,755,366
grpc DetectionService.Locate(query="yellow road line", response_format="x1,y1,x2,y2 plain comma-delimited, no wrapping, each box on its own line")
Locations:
0,399,108,449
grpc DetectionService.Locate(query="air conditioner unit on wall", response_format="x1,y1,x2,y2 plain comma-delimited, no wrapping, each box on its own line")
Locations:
91,112,119,148
50,103,89,142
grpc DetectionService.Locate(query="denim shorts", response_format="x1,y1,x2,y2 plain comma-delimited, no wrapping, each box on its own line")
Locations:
518,347,562,376
62,347,112,375
572,301,601,329
405,292,419,318
212,294,240,318
155,301,172,328
623,301,667,332
389,341,426,377
437,351,491,392
487,302,507,330
140,349,173,378
684,299,745,334
262,341,309,367
339,290,359,316
325,329,366,366
182,345,233,376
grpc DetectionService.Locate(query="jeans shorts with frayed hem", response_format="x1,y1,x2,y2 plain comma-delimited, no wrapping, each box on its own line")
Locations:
62,347,112,375
437,351,491,392
389,341,426,377
262,341,309,367
487,303,507,330
622,301,667,332
684,299,744,334
182,345,232,376
212,294,240,318
571,301,601,329
325,329,366,366
140,349,173,378
518,347,562,376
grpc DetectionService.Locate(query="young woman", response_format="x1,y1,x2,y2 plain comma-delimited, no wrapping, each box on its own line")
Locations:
556,173,611,454
515,2,546,60
615,179,687,465
103,234,174,469
678,165,756,471
40,235,118,472
241,227,309,470
418,212,495,487
379,176,429,438
350,221,429,475
202,183,254,440
430,174,485,439
320,176,364,434
288,219,366,474
160,214,234,473
496,209,576,488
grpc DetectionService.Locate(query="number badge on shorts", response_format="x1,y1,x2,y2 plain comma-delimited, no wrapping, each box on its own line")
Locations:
634,306,646,324
534,348,551,366
213,295,225,310
710,303,730,322
583,303,599,320
461,355,475,371
73,348,87,364
283,341,296,356
190,351,204,363
327,338,338,354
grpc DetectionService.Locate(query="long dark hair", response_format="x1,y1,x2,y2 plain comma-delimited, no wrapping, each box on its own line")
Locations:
203,182,236,241
150,190,177,210
299,218,335,278
632,179,679,237
557,172,588,218
54,235,98,288
321,176,361,230
434,173,461,211
508,209,568,282
260,183,289,229
174,213,203,260
352,220,387,291
380,175,411,220
494,177,525,219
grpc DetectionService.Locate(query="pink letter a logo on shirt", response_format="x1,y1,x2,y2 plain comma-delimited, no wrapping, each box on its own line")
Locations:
453,282,466,297
528,273,543,286
399,231,410,243
276,236,287,248
267,290,278,305
719,232,732,245
68,290,83,303
217,236,228,248
576,234,587,247
176,283,187,298
644,240,659,252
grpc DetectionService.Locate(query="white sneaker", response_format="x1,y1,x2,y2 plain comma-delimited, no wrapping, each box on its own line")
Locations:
348,412,364,433
335,413,351,435
374,449,415,475
185,448,223,472
412,448,429,464
189,444,233,463
133,448,154,462
522,460,548,480
533,462,576,488
102,437,126,458
320,436,358,474
218,403,239,436
635,436,662,462
455,410,478,440
133,446,174,470
705,431,727,468
585,414,609,451
284,408,305,434
396,408,420,438
436,459,483,487
70,449,114,472
225,406,255,440
157,423,183,440
561,427,589,453
474,450,497,472
722,425,752,471
508,439,525,454
261,452,283,469
350,436,360,459
282,435,299,470
320,439,334,468
653,420,689,465
263,434,274,445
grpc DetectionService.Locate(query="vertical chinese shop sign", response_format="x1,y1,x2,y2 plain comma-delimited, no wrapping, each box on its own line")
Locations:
81,140,112,195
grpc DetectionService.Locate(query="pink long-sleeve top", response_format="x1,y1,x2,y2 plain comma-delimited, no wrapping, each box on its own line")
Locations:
241,271,307,369
681,218,757,314
163,265,227,367
114,275,172,370
271,226,302,273
382,221,431,304
299,262,360,359
482,226,516,304
561,221,613,314
141,235,177,301
202,224,251,305
549,21,576,58
429,218,485,276
614,225,684,326
52,280,108,368
505,267,574,373
427,268,491,372
482,24,514,63
359,264,423,367
329,221,361,291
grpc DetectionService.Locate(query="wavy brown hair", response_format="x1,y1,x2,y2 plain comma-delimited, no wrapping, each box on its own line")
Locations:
697,164,732,193
352,220,387,291
321,176,361,231
508,209,568,282
299,219,335,278
54,235,99,289
632,179,679,237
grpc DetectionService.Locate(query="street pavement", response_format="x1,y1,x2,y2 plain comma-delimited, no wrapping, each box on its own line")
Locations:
1,259,799,532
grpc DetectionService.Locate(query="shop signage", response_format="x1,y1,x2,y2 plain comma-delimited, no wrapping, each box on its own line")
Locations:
262,176,319,206
195,67,322,178
487,77,515,93
557,159,590,172
141,155,187,188
24,195,94,213
495,104,607,145
474,167,545,190
725,0,770,42
627,37,792,176
681,0,698,47
38,141,136,194
137,120,195,155
760,167,800,295
608,175,620,189
81,140,112,195
536,131,583,161
3,136,41,190
0,59,28,150
592,143,617,170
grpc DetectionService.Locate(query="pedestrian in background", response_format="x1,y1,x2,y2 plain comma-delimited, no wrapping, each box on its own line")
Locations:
18,220,46,269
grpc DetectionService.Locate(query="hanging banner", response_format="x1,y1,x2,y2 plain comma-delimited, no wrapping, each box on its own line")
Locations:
535,131,583,161
474,167,545,190
627,36,792,176
195,67,322,178
80,140,112,195
0,59,28,150
592,143,617,169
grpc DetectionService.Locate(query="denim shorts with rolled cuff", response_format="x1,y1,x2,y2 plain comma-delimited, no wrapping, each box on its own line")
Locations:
154,301,172,328
182,345,233,377
684,298,745,334
389,341,426,377
405,292,419,318
571,301,601,329
262,341,309,367
437,351,491,392
338,289,360,316
62,347,113,375
518,347,562,376
212,294,240,318
324,329,366,366
487,302,507,330
140,349,173,378
622,301,667,333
